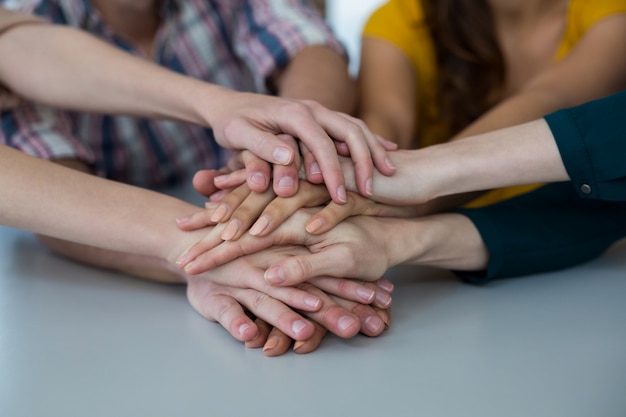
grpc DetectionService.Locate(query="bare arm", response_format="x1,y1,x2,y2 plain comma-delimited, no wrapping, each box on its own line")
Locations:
0,10,393,203
454,15,626,141
363,119,569,206
357,37,416,149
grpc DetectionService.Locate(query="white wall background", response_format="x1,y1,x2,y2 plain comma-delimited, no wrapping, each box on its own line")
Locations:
326,0,386,75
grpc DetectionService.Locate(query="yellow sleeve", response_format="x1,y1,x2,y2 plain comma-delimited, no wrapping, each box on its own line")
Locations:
362,0,426,61
558,0,626,57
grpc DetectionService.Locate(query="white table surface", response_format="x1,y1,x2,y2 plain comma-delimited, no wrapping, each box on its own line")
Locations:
2,216,626,417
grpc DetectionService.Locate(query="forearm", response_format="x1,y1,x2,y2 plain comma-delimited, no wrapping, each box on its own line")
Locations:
378,214,489,272
0,22,228,126
354,119,569,206
0,146,204,267
273,45,356,113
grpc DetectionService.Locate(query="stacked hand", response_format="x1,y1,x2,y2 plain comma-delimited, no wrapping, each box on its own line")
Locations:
176,176,418,356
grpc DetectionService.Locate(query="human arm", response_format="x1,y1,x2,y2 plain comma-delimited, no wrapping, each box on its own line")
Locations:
0,145,394,351
0,6,394,202
358,36,417,149
174,181,626,289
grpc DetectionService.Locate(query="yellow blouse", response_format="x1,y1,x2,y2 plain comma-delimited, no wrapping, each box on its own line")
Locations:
363,0,626,207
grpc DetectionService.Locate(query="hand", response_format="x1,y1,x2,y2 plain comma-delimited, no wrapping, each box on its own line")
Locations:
176,181,328,242
185,245,393,344
204,91,397,203
245,277,394,357
176,186,414,274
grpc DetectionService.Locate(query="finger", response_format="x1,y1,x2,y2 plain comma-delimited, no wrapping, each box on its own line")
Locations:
231,287,315,341
272,163,300,198
176,222,228,269
219,119,298,166
375,307,392,330
299,142,324,184
176,208,219,231
295,282,360,339
376,134,399,151
330,295,386,337
221,188,275,241
214,169,248,191
249,182,329,237
308,276,376,305
358,280,393,309
245,317,272,349
185,278,259,342
374,276,395,293
192,169,225,197
277,105,347,204
207,183,252,224
264,244,382,286
310,111,376,197
262,326,295,357
304,193,366,234
239,150,271,193
182,232,273,274
293,322,328,355
272,135,302,198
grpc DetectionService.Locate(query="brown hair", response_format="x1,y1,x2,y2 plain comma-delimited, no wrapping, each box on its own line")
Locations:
422,0,505,135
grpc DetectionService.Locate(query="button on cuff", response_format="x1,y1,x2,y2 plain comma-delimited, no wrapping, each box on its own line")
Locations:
580,183,592,194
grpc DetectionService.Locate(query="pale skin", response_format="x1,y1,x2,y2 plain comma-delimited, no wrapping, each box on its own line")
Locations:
0,5,395,354
183,117,569,247
0,5,395,203
175,115,571,352
174,128,564,352
0,145,393,355
357,0,626,211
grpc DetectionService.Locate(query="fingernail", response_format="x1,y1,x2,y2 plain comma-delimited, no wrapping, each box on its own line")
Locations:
209,204,228,223
249,172,267,187
214,175,228,185
304,296,321,310
337,185,347,203
221,219,240,241
385,157,396,170
249,215,270,236
264,265,285,285
209,189,227,202
356,287,375,303
338,316,357,332
292,320,308,336
375,292,392,308
183,260,197,274
366,178,373,196
175,252,191,266
263,336,279,352
305,217,324,234
175,216,191,225
377,279,394,292
277,176,295,189
238,323,251,337
273,146,292,165
309,162,321,175
383,317,391,330
293,340,306,353
365,316,383,333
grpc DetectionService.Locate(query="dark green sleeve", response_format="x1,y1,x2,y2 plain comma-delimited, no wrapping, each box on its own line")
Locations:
454,183,626,284
545,90,626,201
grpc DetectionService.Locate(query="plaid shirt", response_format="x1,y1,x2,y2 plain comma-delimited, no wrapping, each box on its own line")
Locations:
0,0,343,188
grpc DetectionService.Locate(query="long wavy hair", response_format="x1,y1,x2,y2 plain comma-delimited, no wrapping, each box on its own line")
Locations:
422,0,505,135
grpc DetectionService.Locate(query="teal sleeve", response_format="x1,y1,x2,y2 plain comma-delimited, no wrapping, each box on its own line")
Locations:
454,183,626,284
545,90,626,201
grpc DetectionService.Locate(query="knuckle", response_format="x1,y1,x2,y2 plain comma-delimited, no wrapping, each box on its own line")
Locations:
250,292,271,310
